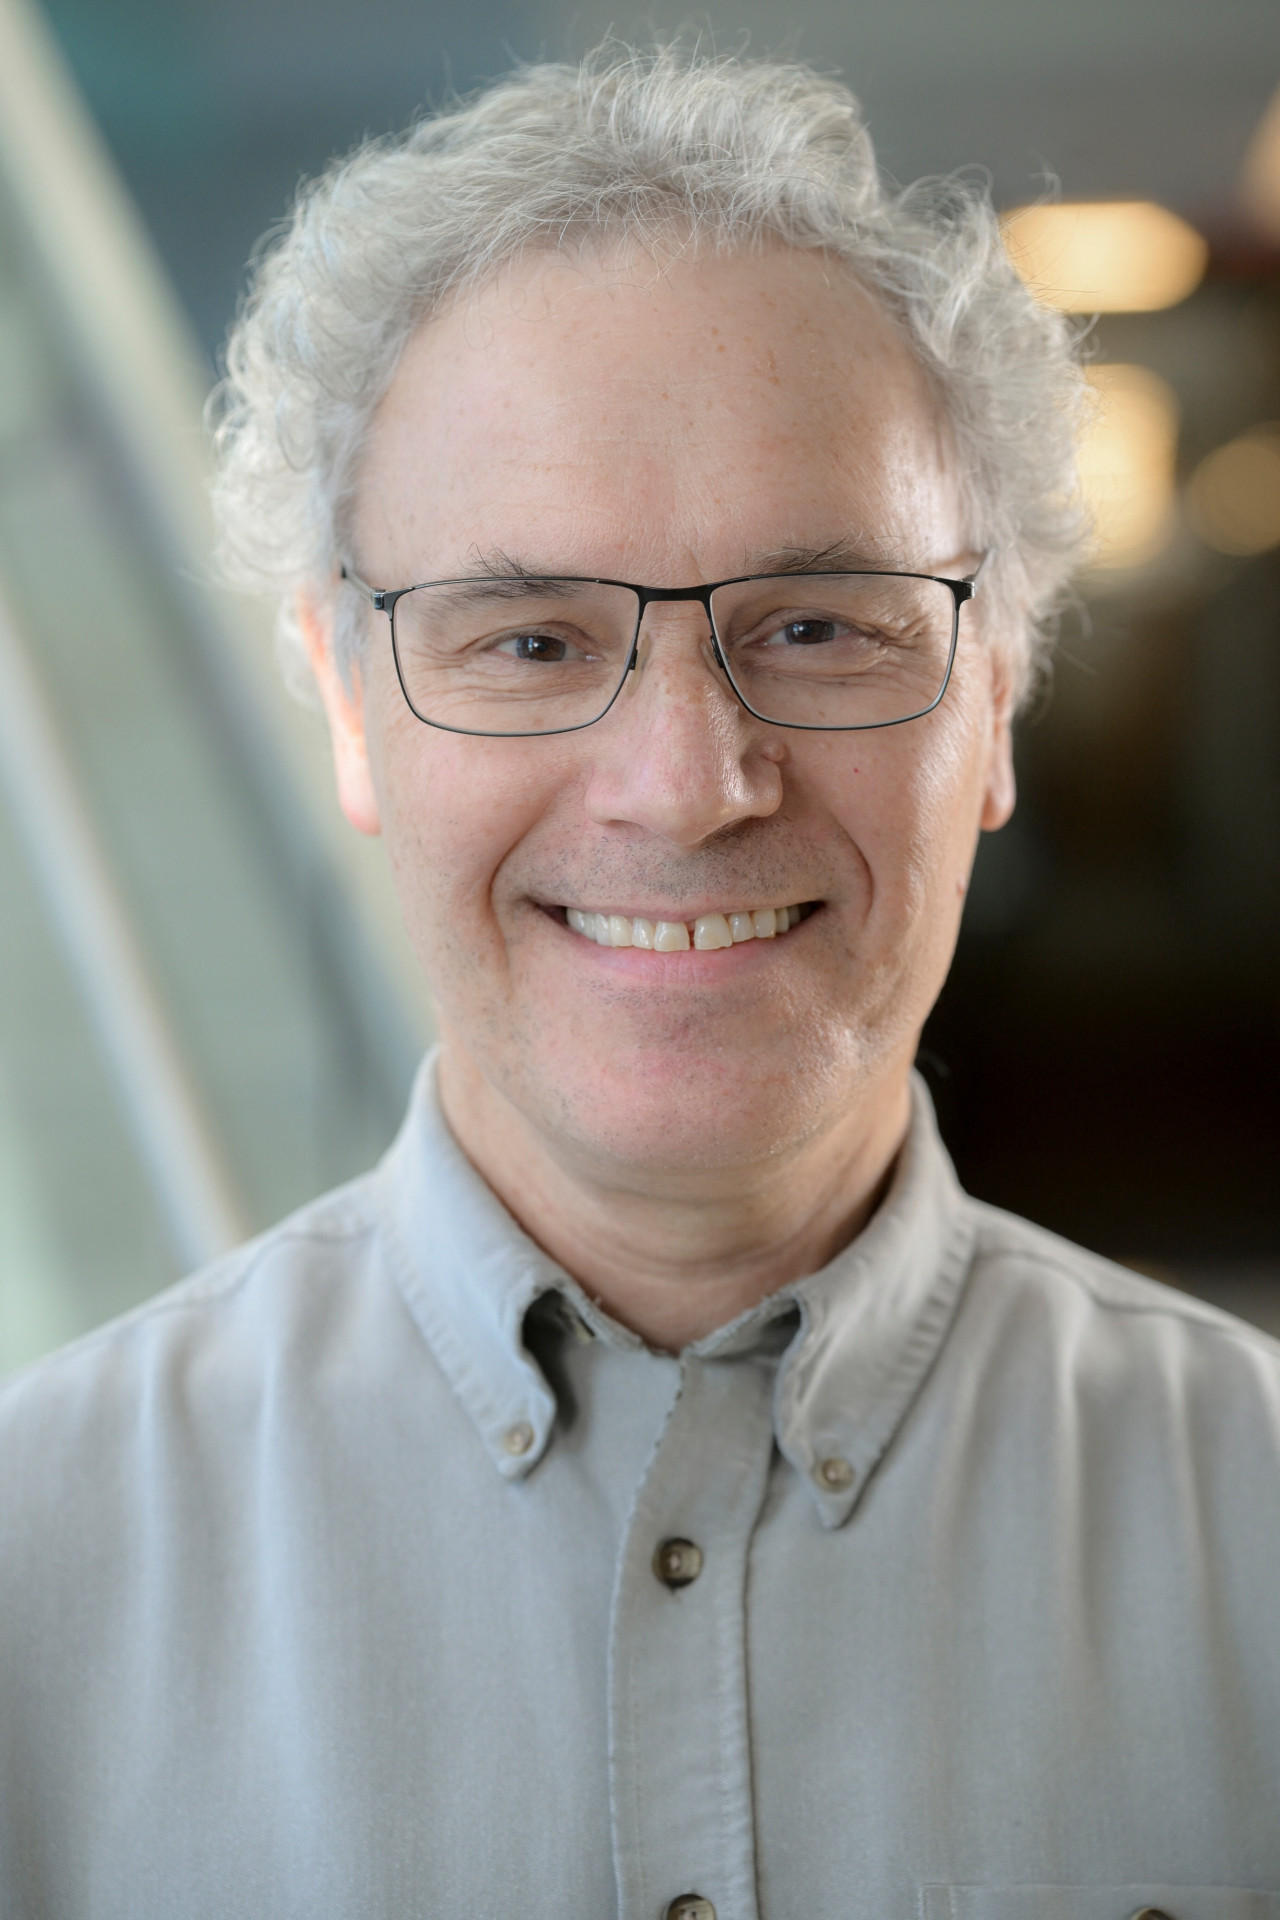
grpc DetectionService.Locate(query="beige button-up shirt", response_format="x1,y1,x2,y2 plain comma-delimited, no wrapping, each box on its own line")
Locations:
2,1059,1279,1919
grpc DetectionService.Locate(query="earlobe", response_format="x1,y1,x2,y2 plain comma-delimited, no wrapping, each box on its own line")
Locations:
980,653,1018,832
298,593,382,837
981,726,1017,831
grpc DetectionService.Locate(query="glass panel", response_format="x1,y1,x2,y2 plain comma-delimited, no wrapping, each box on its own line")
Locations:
0,793,173,1374
0,160,420,1372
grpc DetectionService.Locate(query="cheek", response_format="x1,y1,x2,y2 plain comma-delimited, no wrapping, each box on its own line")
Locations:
368,716,567,954
388,775,505,929
833,700,990,921
900,721,994,946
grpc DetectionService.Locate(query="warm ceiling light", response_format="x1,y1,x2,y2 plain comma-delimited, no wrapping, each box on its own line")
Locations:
1186,426,1280,556
1241,83,1280,240
1080,364,1180,569
1001,201,1208,312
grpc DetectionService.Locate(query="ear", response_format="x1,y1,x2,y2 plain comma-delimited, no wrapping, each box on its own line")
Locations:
979,646,1017,832
299,592,382,837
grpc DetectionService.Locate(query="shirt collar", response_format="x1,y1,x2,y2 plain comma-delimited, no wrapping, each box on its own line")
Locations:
376,1053,975,1522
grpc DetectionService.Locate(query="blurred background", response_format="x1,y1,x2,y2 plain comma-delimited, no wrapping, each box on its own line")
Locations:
0,0,1276,1371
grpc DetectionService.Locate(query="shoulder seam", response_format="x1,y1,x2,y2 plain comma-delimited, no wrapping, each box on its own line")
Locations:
0,1202,380,1393
966,1199,1280,1355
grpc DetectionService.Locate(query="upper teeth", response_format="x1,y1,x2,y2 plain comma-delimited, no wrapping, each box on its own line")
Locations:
566,905,806,950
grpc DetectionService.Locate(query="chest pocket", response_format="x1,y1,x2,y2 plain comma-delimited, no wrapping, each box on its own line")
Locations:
923,1891,1280,1920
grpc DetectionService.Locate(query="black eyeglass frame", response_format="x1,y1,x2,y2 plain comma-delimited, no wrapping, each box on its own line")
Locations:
339,555,991,739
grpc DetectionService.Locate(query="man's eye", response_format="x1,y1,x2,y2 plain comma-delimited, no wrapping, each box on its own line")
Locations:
774,618,839,647
496,631,570,662
752,615,851,649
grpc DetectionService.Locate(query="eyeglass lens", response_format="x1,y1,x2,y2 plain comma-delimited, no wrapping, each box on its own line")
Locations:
388,573,960,736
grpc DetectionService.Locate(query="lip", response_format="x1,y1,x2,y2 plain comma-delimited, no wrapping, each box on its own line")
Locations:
537,899,824,978
544,901,822,927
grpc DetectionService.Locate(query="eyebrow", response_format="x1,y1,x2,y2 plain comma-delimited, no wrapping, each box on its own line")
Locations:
437,555,598,597
753,541,892,575
410,560,606,606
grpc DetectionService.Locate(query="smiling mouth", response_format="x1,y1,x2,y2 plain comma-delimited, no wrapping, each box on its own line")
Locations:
563,902,817,951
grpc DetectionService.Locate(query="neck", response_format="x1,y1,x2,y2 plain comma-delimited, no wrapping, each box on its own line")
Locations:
435,1037,912,1351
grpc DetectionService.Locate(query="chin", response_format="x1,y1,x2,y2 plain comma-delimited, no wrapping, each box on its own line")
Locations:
524,1027,861,1176
553,1091,800,1176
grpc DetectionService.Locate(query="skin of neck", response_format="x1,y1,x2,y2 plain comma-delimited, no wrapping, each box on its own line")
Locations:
436,1016,914,1351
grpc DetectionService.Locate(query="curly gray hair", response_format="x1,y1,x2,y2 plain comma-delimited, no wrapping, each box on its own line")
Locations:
211,42,1089,705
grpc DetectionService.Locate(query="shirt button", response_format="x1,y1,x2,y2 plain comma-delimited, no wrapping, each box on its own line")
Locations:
502,1422,535,1456
653,1538,704,1588
666,1897,716,1920
1130,1910,1178,1920
816,1455,855,1491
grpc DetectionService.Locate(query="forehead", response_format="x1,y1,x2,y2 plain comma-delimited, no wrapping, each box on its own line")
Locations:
355,242,965,581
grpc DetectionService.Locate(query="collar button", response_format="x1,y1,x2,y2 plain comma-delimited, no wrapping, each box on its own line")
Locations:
666,1899,716,1920
816,1454,855,1491
502,1422,535,1457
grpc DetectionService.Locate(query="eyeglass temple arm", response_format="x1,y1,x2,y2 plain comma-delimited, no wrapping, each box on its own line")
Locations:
964,550,994,590
339,563,390,613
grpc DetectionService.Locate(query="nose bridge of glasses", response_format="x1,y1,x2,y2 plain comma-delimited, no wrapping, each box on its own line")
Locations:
630,584,724,673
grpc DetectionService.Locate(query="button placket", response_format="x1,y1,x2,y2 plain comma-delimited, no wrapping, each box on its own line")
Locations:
608,1351,776,1920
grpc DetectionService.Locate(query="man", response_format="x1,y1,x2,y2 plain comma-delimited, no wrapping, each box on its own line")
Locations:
2,46,1278,1920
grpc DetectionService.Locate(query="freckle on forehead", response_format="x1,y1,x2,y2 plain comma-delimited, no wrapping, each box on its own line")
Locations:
359,243,963,581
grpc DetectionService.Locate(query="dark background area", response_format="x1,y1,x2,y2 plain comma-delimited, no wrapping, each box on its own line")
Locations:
35,0,1280,1281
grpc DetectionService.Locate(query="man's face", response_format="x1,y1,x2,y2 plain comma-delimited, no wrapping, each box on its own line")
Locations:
324,244,1015,1178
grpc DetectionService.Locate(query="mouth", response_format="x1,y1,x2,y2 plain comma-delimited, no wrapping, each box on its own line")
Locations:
561,900,819,952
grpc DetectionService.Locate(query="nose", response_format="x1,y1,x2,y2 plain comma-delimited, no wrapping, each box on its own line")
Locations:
581,605,783,848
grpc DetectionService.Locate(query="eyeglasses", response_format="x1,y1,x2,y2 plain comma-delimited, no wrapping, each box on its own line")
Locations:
340,558,988,738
